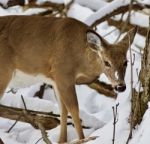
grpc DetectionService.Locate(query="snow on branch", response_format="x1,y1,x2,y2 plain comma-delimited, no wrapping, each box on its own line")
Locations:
85,0,130,26
85,0,150,27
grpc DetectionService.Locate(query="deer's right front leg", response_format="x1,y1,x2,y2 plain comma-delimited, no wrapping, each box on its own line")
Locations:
54,74,84,143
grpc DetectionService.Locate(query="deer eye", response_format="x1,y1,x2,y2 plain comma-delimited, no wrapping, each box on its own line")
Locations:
123,61,128,67
104,61,111,67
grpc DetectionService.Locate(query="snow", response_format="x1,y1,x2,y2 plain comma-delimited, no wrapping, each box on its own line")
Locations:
0,0,149,144
138,0,150,5
67,3,94,22
75,0,108,11
129,104,150,144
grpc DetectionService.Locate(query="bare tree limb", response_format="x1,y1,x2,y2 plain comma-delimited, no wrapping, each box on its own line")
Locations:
6,0,64,11
107,18,148,36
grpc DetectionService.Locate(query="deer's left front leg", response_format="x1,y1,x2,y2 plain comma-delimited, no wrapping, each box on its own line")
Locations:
55,74,84,143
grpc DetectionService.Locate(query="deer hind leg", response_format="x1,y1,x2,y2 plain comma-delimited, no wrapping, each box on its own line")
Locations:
55,76,84,143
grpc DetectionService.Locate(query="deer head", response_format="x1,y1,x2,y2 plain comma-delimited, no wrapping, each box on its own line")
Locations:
87,28,137,92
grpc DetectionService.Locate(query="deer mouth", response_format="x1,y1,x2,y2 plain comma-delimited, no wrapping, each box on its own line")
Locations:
114,84,126,92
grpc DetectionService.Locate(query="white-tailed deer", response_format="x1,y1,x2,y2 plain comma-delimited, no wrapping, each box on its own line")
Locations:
0,16,136,143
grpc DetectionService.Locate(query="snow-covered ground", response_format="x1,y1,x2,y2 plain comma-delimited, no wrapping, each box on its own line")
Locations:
0,0,149,144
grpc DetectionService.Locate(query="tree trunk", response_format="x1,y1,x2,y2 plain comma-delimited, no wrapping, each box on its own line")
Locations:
132,30,150,126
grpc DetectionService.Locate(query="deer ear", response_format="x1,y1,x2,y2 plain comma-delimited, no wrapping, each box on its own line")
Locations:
87,31,101,51
118,27,137,51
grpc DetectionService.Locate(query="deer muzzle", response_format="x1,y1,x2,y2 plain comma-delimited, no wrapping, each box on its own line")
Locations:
114,84,126,92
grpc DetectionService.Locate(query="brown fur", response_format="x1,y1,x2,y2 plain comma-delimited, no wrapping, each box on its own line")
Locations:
0,15,136,142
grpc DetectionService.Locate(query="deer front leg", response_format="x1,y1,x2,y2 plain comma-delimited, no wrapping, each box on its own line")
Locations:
55,75,84,143
88,79,117,98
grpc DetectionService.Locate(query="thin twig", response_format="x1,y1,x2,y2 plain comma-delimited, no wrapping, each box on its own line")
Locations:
114,13,126,43
112,103,119,144
102,28,118,38
62,0,75,17
35,137,43,144
7,95,28,133
115,0,135,43
21,95,27,110
70,136,98,144
6,88,17,94
7,114,22,133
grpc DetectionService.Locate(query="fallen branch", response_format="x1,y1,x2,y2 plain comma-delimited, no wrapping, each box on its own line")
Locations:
0,103,91,131
0,104,60,130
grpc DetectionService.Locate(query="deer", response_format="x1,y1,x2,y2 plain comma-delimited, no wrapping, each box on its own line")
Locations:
0,15,136,143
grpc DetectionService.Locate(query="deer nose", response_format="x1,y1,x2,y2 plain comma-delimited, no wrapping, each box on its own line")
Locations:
115,84,126,92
